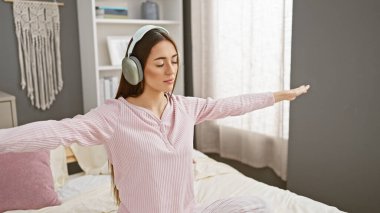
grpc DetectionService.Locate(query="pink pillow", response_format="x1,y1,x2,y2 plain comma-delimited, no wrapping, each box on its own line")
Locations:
0,151,61,212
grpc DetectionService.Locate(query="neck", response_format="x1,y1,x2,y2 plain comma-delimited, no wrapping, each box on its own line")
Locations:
139,91,166,109
127,90,168,116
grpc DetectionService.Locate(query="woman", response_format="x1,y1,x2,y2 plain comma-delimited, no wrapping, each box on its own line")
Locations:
0,25,310,213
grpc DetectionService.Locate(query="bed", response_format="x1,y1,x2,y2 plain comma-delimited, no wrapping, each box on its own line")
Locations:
4,148,345,213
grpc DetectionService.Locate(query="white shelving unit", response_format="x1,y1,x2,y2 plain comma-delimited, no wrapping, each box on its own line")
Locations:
77,0,184,113
0,91,17,128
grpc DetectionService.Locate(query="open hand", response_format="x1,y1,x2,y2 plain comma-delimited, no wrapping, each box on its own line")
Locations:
273,85,310,102
287,85,310,101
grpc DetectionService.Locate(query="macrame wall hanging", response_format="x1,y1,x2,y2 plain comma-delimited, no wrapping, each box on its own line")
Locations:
12,0,62,110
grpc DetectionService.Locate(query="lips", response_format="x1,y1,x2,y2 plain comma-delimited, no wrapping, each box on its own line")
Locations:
164,79,174,84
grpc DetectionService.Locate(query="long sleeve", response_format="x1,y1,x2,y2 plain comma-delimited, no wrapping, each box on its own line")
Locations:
0,100,120,153
179,92,275,124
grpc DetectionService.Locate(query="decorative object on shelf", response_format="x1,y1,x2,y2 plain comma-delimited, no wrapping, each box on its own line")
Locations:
141,0,159,20
12,0,63,110
95,5,128,19
107,36,132,66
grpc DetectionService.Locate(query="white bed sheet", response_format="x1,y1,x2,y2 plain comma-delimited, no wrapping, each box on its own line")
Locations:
6,174,118,213
6,150,346,213
193,152,346,213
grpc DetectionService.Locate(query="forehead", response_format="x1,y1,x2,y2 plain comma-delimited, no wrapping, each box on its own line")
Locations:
149,40,177,57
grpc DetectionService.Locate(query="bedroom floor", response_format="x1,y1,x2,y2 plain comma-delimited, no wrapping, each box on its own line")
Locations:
206,153,287,189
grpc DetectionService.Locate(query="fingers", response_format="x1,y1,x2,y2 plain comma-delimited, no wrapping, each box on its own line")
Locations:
291,85,310,99
298,84,310,94
285,84,311,102
303,84,310,92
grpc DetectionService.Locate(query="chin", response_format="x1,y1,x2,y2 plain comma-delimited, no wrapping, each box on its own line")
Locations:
163,86,174,93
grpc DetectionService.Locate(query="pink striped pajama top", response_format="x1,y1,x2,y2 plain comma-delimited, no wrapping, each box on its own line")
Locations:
0,93,275,213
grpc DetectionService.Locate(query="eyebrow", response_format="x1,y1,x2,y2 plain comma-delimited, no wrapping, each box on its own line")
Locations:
154,54,178,61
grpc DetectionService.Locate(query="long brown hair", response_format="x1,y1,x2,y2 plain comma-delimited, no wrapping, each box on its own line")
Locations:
110,28,179,205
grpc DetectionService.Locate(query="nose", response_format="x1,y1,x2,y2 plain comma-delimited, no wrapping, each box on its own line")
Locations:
165,63,176,75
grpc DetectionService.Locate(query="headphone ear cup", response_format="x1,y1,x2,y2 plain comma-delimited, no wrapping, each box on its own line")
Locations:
122,56,143,85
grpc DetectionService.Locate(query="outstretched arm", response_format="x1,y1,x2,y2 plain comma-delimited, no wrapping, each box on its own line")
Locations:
0,100,119,153
180,85,310,124
180,92,275,124
273,85,310,103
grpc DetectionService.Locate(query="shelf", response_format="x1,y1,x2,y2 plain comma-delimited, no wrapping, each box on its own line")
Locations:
96,18,180,25
78,0,183,112
98,65,121,71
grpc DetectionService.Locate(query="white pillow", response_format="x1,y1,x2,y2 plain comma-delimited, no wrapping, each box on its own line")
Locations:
70,144,109,175
192,149,209,159
50,145,69,190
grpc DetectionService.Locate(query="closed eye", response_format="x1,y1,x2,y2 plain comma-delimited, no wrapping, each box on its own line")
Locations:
154,54,178,67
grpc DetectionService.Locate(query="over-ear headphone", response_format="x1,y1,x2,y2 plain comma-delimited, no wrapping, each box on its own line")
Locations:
122,25,169,85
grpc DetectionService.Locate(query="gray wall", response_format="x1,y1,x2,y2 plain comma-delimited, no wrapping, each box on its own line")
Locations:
0,0,83,125
288,1,380,212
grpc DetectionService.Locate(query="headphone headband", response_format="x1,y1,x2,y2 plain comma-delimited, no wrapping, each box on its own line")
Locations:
127,25,169,57
122,25,170,85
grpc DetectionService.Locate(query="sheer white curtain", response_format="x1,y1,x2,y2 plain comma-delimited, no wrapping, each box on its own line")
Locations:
191,0,293,180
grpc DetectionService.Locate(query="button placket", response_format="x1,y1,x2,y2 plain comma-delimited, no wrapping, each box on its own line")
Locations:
159,122,174,151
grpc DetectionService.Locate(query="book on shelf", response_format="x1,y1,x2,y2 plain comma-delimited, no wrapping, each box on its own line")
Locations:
96,6,128,19
99,76,120,104
104,78,111,100
99,78,105,104
96,6,128,11
100,14,129,19
111,77,119,98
